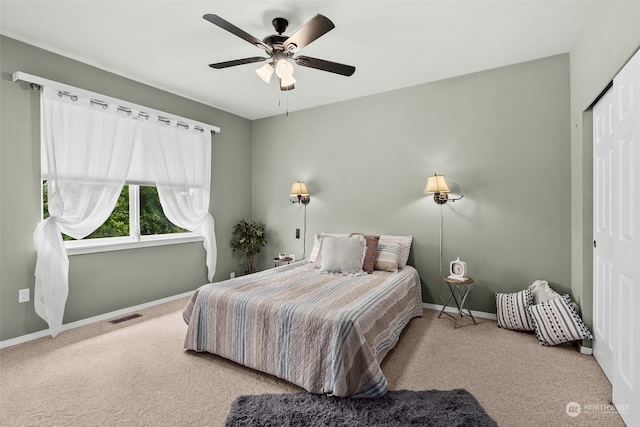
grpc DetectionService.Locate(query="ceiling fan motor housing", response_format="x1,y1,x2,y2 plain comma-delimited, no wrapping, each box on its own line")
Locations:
265,18,295,54
263,35,289,53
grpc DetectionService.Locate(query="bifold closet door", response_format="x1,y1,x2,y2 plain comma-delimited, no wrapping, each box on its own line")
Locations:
593,86,614,383
593,48,639,427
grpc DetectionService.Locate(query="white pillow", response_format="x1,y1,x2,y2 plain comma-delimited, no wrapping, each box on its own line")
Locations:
318,235,366,275
308,235,322,263
378,235,412,268
308,232,349,263
528,280,561,304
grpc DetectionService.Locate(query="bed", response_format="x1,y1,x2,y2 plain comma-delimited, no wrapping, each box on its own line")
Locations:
183,235,423,398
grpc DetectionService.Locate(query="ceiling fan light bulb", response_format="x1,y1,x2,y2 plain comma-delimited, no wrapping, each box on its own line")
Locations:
256,63,273,83
275,59,294,78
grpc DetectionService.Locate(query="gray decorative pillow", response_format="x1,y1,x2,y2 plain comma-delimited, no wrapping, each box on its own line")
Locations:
318,235,366,275
495,289,534,331
349,233,380,273
528,295,593,346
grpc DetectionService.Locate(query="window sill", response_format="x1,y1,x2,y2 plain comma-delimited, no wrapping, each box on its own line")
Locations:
65,233,203,256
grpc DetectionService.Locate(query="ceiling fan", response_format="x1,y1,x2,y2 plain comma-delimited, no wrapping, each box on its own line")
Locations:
203,13,356,91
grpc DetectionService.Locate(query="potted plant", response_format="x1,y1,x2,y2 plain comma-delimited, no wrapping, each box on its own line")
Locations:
278,251,287,259
230,219,267,274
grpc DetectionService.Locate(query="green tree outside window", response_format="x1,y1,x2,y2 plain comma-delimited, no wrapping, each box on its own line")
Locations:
42,182,186,240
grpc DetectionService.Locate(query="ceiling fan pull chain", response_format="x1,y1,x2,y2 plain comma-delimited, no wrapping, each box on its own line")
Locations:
276,88,289,116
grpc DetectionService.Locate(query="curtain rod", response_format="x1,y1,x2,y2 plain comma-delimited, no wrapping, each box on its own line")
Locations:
12,71,221,135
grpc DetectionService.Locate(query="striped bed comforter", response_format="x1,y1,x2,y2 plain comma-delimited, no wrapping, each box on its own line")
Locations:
183,261,423,397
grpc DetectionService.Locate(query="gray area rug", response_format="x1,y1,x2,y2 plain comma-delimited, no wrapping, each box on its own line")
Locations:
225,389,498,427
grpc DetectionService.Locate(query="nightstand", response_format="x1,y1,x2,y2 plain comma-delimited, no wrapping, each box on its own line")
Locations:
273,257,293,267
439,276,478,328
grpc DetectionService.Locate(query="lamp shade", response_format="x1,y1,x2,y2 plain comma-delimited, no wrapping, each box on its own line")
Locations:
275,59,294,78
256,63,273,83
424,174,451,194
280,75,296,87
290,181,309,196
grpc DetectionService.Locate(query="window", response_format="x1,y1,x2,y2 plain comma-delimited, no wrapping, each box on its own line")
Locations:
42,181,199,254
29,76,218,335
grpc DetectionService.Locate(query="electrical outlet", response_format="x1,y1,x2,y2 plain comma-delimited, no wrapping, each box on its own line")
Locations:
230,272,235,279
18,288,30,303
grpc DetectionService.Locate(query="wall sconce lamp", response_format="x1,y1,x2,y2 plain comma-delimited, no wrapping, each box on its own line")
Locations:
290,181,310,204
290,180,310,258
424,173,463,204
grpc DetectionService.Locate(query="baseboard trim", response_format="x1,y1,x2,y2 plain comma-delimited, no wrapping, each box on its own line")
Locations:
579,346,593,355
3,298,588,353
0,291,194,349
422,303,497,320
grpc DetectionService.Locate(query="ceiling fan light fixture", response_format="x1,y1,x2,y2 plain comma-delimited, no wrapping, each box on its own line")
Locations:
280,75,296,87
275,58,294,78
279,77,295,91
256,63,273,83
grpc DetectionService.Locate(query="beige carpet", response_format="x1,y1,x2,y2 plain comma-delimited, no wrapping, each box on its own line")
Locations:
0,297,624,427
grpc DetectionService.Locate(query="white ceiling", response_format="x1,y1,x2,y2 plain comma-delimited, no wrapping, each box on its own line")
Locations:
1,1,592,120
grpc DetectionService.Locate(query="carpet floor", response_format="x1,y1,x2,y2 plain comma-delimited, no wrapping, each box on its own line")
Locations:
0,297,625,426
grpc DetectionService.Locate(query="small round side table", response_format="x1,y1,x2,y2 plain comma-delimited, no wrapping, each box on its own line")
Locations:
273,257,293,268
438,276,478,328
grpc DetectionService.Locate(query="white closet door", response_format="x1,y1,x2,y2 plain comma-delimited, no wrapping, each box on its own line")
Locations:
611,49,639,427
594,48,639,427
593,87,614,382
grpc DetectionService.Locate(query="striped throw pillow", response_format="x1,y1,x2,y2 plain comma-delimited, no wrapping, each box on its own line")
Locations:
528,295,593,346
495,289,534,331
379,235,412,268
374,241,401,272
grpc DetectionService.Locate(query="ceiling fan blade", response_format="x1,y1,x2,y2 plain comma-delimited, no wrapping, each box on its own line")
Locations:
283,14,335,52
209,57,268,69
294,56,356,76
203,14,271,51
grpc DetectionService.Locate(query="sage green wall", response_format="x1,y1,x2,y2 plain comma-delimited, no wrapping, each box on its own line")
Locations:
569,1,640,332
251,54,571,314
6,2,635,342
0,36,252,341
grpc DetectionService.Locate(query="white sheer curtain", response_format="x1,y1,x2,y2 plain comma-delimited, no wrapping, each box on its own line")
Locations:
138,120,217,281
36,87,140,336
